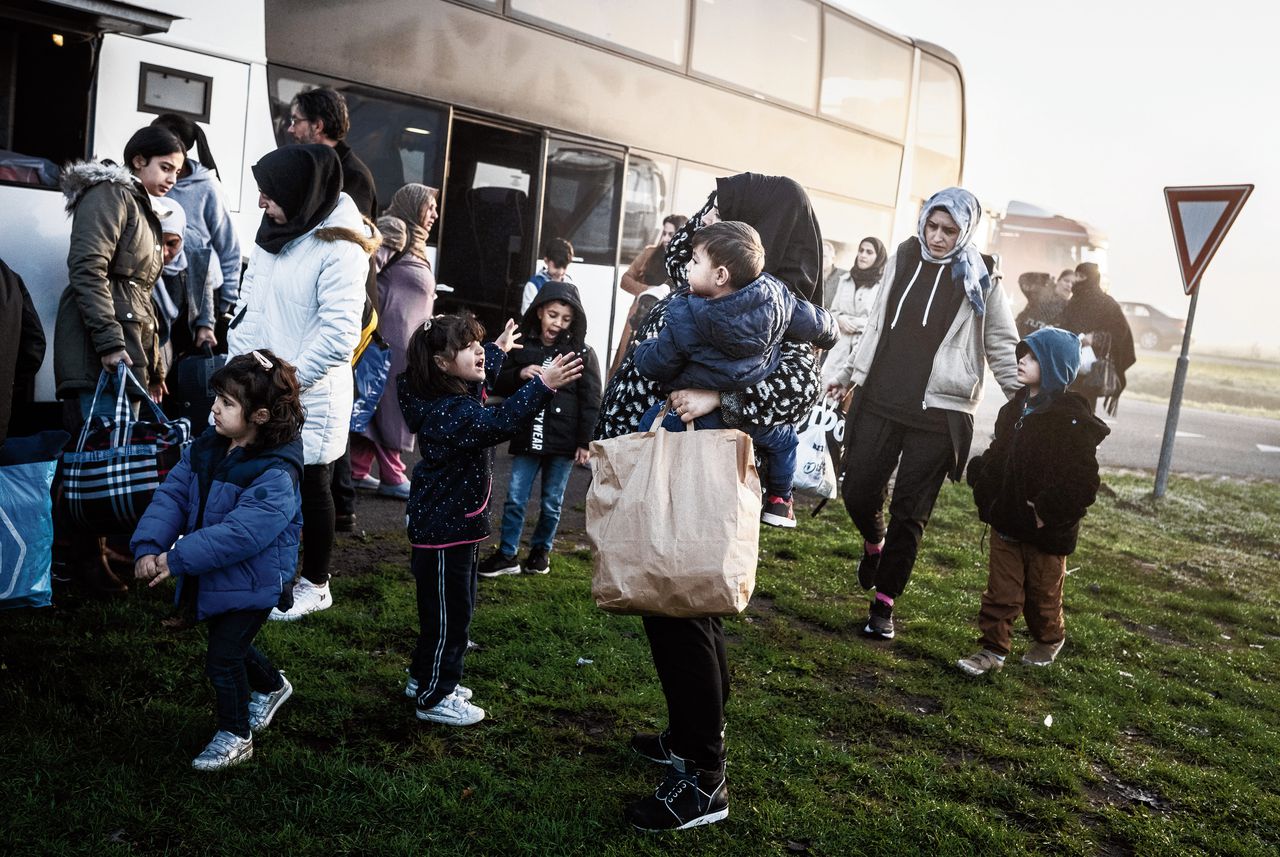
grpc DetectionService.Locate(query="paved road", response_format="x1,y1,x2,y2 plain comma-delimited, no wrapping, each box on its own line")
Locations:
971,378,1280,482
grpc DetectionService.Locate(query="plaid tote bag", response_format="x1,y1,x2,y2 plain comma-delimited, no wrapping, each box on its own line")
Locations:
60,364,192,534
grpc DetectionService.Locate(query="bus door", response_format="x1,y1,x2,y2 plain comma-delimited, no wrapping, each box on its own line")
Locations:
538,136,625,374
435,116,541,332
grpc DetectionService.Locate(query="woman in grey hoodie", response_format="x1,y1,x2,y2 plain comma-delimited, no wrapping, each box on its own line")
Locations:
151,114,242,320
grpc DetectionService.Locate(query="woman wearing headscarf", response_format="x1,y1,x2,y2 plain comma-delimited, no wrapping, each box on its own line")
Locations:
1059,261,1135,416
595,172,824,832
227,144,375,621
150,113,242,325
827,188,1020,641
820,236,887,387
350,184,444,499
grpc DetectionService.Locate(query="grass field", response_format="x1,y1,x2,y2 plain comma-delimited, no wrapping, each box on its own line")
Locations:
2,473,1279,856
1124,352,1280,420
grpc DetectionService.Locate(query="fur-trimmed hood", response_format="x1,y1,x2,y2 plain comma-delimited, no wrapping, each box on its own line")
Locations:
59,160,139,213
315,222,381,255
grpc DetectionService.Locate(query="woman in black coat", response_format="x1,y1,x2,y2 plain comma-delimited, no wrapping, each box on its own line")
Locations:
1059,262,1136,416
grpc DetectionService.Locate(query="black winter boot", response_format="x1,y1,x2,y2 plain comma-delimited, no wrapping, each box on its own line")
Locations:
625,753,728,831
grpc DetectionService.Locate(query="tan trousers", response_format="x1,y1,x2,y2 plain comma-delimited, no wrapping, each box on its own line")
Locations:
977,532,1066,656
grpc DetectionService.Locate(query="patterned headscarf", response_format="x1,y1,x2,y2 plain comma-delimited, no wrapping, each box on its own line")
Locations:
377,215,407,253
385,183,437,262
664,190,718,288
917,187,990,316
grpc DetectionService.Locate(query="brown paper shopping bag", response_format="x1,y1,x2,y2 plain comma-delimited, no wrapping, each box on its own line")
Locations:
586,410,762,617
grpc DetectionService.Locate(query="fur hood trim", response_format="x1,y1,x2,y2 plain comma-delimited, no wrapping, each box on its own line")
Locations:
60,160,138,213
315,225,381,255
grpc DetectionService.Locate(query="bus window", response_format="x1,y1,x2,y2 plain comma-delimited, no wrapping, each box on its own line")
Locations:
909,55,964,202
0,18,94,187
509,0,688,67
807,190,895,269
820,12,913,141
542,141,623,266
620,151,674,264
267,67,447,217
691,0,820,110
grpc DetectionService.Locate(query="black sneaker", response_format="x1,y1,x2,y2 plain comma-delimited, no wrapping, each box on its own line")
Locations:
625,755,728,831
760,495,796,528
630,729,673,765
477,549,520,577
863,599,895,640
334,514,355,534
523,546,550,575
857,548,881,590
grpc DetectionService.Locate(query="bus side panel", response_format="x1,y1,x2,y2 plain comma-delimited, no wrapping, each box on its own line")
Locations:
0,186,73,402
236,61,282,245
95,34,251,211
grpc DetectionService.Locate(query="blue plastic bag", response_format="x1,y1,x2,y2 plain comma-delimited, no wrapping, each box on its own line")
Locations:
0,431,69,610
350,339,392,434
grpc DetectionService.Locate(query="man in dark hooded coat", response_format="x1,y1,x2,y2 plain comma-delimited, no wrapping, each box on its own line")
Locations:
1059,262,1135,415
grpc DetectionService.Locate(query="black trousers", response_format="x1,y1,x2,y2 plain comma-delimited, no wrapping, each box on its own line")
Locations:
410,545,478,708
330,444,355,518
642,615,729,766
841,407,954,600
300,462,335,585
205,607,281,738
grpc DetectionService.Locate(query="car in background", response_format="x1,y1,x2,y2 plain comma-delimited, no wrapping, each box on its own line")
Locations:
1119,301,1186,351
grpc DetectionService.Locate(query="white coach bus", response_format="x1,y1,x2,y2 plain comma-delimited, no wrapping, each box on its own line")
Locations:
0,0,965,415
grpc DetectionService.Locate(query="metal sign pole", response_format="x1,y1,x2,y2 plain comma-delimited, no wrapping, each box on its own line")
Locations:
1153,286,1201,498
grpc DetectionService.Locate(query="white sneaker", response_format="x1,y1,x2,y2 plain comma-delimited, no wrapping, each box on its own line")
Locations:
354,476,381,491
269,579,332,622
416,693,485,726
404,673,471,700
248,675,293,731
192,730,253,771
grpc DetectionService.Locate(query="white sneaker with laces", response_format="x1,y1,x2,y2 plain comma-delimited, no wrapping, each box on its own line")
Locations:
404,673,472,700
416,693,485,726
248,675,293,731
269,579,332,622
192,730,253,771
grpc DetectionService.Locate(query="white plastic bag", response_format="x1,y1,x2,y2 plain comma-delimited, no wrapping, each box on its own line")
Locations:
792,400,839,500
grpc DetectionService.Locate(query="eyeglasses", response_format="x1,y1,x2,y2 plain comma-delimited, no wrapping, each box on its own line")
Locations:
288,114,308,127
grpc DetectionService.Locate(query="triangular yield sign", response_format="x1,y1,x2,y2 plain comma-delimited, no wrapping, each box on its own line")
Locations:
1164,184,1253,294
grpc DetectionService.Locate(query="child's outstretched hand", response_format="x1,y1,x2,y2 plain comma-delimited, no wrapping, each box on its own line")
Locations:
539,352,584,390
495,319,523,353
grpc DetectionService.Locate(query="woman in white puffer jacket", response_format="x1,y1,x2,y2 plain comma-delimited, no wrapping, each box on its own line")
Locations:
228,144,374,621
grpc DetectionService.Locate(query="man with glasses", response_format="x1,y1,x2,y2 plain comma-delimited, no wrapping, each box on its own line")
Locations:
289,88,378,219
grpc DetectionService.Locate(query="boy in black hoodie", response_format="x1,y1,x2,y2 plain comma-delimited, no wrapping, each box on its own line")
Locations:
958,326,1110,675
480,282,602,576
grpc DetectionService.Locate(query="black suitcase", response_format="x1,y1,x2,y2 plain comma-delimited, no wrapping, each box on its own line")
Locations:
171,346,226,430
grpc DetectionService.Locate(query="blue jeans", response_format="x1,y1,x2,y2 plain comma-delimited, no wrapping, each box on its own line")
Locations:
640,402,797,499
205,608,282,738
499,454,575,556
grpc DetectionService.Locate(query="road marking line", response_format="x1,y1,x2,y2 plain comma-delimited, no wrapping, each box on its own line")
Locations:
1175,431,1204,439
1258,444,1280,453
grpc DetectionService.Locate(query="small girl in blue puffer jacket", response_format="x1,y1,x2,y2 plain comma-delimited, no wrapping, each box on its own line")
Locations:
132,349,305,771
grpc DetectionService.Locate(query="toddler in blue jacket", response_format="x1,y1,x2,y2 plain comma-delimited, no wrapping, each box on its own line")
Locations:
397,313,583,726
132,349,304,771
632,220,837,527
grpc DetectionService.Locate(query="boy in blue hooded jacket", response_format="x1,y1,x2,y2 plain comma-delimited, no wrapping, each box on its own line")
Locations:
631,221,836,527
958,326,1110,675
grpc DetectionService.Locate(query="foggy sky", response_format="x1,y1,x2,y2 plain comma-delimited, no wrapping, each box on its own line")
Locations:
838,0,1277,351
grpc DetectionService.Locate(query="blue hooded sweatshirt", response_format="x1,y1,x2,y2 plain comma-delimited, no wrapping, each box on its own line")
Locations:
131,429,304,620
164,159,242,312
631,272,837,392
1018,326,1082,414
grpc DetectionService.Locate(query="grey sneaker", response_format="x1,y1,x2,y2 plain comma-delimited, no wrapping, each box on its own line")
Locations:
416,693,485,726
191,730,253,771
248,675,293,731
956,649,1006,677
863,599,895,639
1022,638,1066,667
404,672,472,701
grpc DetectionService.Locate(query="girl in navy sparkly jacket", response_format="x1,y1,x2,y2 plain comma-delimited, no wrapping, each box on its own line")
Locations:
397,313,583,726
